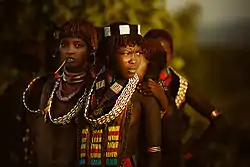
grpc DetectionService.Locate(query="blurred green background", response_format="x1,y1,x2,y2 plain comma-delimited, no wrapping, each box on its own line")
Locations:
0,0,250,166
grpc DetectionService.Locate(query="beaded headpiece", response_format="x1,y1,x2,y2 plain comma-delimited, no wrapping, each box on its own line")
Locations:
103,24,141,37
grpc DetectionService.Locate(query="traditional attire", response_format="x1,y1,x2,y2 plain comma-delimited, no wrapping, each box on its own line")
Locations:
76,23,162,167
159,67,228,163
77,69,162,167
23,68,94,167
22,19,99,167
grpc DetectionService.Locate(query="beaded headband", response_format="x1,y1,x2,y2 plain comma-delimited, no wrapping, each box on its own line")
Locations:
104,24,141,37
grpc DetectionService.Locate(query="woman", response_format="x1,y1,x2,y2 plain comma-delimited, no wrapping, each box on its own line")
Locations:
77,23,162,167
23,19,98,167
142,29,228,166
137,38,183,167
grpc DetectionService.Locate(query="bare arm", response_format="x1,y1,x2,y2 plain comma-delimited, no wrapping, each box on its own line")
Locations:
185,85,228,160
141,95,162,167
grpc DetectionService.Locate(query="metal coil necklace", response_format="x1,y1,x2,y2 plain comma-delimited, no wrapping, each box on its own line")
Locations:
43,78,88,125
84,70,139,126
23,59,94,125
22,76,41,113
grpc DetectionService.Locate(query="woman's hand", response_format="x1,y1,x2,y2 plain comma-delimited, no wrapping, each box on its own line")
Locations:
138,79,169,111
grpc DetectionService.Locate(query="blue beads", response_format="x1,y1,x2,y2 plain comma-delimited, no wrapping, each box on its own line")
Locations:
79,159,85,165
90,159,101,166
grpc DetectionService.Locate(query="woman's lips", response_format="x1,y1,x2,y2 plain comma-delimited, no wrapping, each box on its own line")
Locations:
66,57,75,63
128,69,136,74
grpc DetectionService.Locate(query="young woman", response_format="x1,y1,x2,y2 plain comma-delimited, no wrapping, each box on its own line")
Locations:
137,38,183,167
77,23,162,167
23,19,98,167
142,29,228,166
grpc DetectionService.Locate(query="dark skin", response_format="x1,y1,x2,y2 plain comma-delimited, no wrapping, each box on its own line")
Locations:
59,37,89,73
137,55,169,112
159,39,173,67
115,45,142,79
36,79,87,167
34,37,92,167
136,47,181,167
142,39,172,100
137,55,148,81
114,45,161,167
141,38,228,166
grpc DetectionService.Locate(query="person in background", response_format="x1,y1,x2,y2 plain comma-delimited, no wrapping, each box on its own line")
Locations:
137,37,183,167
140,29,228,166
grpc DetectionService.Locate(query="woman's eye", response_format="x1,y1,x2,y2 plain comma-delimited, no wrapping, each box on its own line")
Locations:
119,52,129,55
75,43,84,48
136,51,143,55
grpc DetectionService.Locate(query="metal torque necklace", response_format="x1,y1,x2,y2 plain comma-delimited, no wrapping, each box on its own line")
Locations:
56,67,86,102
84,70,139,126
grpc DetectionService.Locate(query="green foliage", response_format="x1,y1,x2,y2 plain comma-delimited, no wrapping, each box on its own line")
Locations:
0,0,201,92
1,0,200,60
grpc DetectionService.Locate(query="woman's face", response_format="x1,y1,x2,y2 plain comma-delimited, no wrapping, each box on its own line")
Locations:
159,39,172,66
115,45,142,79
59,37,89,72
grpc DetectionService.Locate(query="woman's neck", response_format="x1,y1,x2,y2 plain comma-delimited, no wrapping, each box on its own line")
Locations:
65,65,87,73
63,67,87,84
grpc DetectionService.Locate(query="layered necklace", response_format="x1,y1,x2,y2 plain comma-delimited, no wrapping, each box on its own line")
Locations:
84,70,139,126
43,79,86,125
56,67,86,102
44,68,91,125
23,67,93,125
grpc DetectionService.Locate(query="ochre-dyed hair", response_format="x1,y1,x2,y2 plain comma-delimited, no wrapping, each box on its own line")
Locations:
144,29,173,53
143,38,166,80
59,19,98,53
95,26,102,44
95,22,144,70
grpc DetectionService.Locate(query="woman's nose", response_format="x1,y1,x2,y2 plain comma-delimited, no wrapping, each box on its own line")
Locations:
65,46,75,55
129,55,136,64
